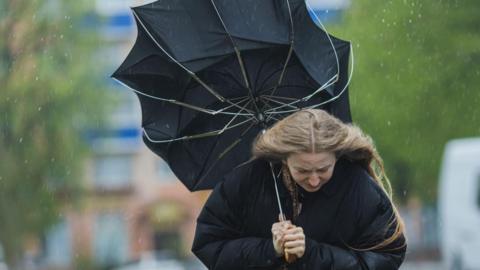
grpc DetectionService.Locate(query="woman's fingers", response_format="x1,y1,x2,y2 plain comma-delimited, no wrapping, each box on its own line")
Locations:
283,226,305,258
284,226,303,235
272,221,294,257
284,245,305,258
284,239,305,248
272,221,292,230
283,232,305,241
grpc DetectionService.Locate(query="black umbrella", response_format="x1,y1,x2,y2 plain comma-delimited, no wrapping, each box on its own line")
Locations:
112,0,352,191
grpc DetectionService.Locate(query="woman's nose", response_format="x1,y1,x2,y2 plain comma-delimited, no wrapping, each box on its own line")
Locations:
308,173,321,187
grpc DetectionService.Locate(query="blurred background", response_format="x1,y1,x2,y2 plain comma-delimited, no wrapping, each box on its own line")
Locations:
0,0,479,269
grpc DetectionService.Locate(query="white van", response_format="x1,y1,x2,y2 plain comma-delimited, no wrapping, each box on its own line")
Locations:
0,244,8,270
438,138,480,270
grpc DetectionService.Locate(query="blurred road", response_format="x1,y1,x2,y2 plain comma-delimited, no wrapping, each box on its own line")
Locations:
400,261,444,270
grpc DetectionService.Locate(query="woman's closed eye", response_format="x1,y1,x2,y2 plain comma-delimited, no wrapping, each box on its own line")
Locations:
297,167,329,174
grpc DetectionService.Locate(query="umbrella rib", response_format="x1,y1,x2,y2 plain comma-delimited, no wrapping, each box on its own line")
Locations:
269,0,295,97
113,78,253,116
263,0,347,119
307,43,354,110
209,0,261,113
260,95,298,101
305,1,342,86
195,120,257,188
143,99,256,144
210,71,245,90
143,116,255,143
261,96,299,110
132,10,255,116
256,99,284,122
216,99,255,135
263,74,337,114
266,44,354,116
214,96,253,115
257,63,297,96
264,77,336,116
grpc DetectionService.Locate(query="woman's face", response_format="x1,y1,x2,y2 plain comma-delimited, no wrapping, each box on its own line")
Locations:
285,152,337,192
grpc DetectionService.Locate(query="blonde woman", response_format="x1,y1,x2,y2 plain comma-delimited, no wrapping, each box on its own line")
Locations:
192,109,406,269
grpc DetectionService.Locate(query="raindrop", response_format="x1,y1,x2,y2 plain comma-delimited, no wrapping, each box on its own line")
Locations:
403,190,407,196
19,137,23,143
51,158,55,162
381,18,385,23
24,159,29,164
38,107,42,111
408,19,412,23
60,34,64,39
387,121,392,126
35,76,39,81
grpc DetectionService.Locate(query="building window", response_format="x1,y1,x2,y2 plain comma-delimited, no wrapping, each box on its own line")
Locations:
156,159,176,183
93,213,128,266
44,219,72,266
94,155,132,189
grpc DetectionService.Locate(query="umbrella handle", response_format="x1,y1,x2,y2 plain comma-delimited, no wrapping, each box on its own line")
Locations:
278,214,297,263
285,252,297,264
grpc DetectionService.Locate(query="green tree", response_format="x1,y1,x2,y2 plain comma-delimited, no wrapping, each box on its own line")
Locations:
0,1,109,268
331,0,480,202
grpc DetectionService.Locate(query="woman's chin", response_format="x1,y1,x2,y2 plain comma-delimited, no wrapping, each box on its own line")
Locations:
303,185,322,193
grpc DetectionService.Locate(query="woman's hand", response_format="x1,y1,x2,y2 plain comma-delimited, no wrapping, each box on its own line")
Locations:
271,220,292,257
283,226,306,258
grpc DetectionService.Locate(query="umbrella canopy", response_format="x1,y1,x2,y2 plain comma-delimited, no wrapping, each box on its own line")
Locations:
112,0,352,191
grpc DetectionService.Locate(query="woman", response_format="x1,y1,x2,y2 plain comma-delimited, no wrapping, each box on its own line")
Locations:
192,109,406,269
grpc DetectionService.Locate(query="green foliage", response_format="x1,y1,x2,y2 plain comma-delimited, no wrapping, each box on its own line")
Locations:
330,0,480,202
0,0,110,266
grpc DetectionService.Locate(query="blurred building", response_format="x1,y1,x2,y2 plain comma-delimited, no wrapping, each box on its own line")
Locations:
39,1,209,269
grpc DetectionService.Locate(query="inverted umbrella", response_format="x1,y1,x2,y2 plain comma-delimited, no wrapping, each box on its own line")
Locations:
112,0,352,191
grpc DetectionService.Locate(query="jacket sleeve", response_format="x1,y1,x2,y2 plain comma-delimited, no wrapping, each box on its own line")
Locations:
192,163,281,269
291,170,407,270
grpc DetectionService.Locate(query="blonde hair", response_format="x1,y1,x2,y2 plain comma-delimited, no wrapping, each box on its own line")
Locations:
252,109,405,251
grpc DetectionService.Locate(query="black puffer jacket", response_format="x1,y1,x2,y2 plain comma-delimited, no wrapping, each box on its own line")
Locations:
192,158,406,269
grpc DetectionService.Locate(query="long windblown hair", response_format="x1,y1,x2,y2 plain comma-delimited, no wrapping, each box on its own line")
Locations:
252,109,405,251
